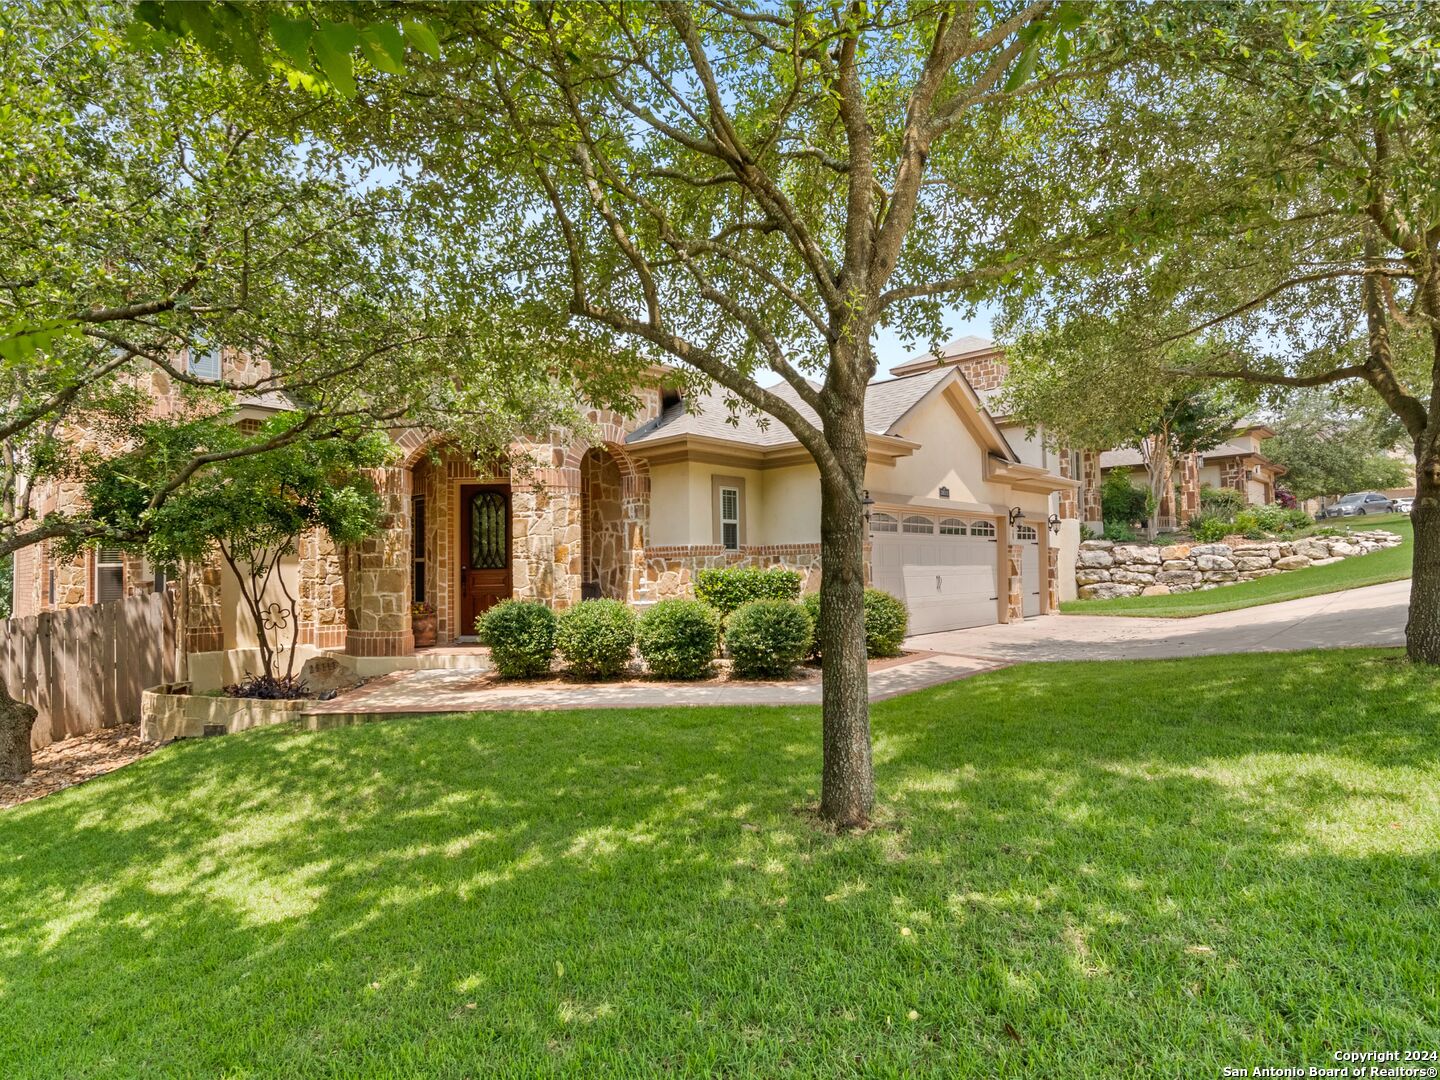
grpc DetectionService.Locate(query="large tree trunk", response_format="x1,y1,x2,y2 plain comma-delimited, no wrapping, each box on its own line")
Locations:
816,404,875,828
0,680,37,780
1407,444,1440,664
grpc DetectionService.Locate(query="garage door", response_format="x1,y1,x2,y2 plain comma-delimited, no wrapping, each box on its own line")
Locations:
1018,524,1041,617
870,512,999,635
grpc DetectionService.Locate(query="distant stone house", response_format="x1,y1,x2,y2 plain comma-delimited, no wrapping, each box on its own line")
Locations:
1099,425,1288,522
13,340,1080,688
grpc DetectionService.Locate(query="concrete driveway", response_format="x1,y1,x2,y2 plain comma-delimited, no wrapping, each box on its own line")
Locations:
907,579,1410,663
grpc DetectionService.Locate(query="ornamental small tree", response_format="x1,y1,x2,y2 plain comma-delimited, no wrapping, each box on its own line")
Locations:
78,414,392,693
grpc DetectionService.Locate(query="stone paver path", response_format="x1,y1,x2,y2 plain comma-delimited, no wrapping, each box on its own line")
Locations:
310,652,998,716
908,579,1409,663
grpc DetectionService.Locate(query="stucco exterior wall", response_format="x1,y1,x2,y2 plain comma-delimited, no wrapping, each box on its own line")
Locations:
755,464,822,545
1000,423,1049,471
220,552,302,651
866,393,996,506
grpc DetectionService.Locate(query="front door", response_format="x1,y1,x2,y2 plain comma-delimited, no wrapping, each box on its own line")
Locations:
460,485,512,634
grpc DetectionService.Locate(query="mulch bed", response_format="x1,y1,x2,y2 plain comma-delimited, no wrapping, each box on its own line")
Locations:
0,723,153,810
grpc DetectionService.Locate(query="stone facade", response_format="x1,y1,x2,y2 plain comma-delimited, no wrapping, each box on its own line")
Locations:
952,354,1007,393
1074,530,1403,600
1005,543,1025,621
1080,450,1103,526
1047,546,1060,612
182,554,225,653
297,532,346,650
1219,458,1247,493
582,448,626,599
1179,452,1201,519
1057,450,1078,520
642,544,825,600
345,466,414,657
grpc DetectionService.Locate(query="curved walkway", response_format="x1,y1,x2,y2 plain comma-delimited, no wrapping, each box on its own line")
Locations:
308,581,1409,719
907,579,1410,663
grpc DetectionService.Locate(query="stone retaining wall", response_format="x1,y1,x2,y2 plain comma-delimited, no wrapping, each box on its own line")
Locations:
1075,530,1403,600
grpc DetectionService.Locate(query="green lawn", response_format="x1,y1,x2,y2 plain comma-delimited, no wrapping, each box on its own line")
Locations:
4,650,1439,1077
1062,513,1414,618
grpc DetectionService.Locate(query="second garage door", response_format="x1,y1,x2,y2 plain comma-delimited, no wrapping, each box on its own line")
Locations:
869,512,1000,635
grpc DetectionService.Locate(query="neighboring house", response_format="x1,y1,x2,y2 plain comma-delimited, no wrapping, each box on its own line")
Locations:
1100,425,1288,513
12,340,1080,688
10,346,293,634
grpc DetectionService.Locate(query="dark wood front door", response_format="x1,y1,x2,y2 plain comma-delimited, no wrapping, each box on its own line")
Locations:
460,485,512,634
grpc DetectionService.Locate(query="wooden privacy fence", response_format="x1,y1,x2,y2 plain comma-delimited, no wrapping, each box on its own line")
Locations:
0,591,176,749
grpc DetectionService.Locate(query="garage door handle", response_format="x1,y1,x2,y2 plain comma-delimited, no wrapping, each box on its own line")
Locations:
936,575,942,591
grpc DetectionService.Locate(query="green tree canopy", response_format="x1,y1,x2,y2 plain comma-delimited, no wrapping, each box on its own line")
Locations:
1265,393,1411,500
305,0,1132,827
994,0,1440,660
1,2,620,563
75,412,393,688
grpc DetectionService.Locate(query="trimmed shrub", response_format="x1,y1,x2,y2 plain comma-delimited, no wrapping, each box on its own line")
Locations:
555,599,637,678
801,592,822,660
1187,514,1230,544
1251,503,1312,533
636,598,721,680
1101,470,1152,526
693,566,802,616
1199,484,1247,520
1102,519,1137,543
725,600,813,678
795,588,908,660
476,600,557,678
1232,509,1261,537
863,588,909,657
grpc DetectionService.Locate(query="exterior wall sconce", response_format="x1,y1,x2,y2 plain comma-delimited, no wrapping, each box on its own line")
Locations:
862,489,875,526
1047,513,1062,535
1008,506,1026,528
938,486,950,499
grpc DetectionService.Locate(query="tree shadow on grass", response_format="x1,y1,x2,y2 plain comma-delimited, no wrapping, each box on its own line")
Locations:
1,649,1437,1077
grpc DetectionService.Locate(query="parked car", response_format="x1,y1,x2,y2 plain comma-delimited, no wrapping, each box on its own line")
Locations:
1392,496,1414,515
1317,492,1395,518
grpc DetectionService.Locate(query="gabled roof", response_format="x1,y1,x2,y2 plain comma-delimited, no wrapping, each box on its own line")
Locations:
625,366,1018,463
888,334,1002,377
1100,426,1279,470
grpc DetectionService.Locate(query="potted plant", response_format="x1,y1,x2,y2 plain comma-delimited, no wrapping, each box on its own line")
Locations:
412,601,437,648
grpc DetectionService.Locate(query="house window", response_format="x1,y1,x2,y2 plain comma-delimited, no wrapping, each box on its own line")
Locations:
870,512,898,533
970,520,997,538
1016,524,1038,541
902,514,934,534
95,549,124,603
719,486,740,551
187,345,222,381
939,518,966,536
411,495,426,603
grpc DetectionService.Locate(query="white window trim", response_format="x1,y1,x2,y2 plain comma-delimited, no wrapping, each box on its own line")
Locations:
719,485,741,551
